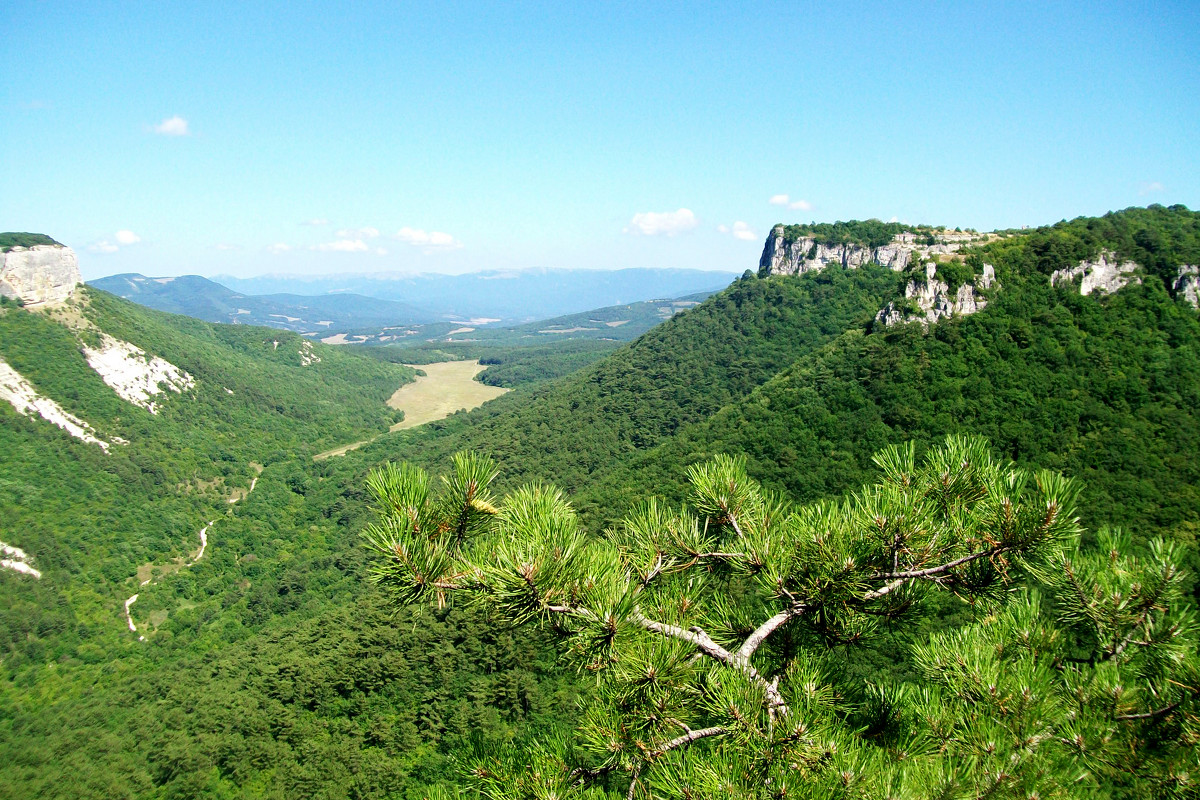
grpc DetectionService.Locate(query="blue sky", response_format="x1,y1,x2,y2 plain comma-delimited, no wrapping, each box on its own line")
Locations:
2,1,1197,279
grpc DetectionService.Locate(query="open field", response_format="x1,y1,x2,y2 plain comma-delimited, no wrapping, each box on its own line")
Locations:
314,360,508,459
387,360,509,429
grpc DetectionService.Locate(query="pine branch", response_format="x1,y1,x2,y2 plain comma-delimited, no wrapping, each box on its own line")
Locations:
735,603,808,663
653,725,727,755
868,545,1011,581
631,610,790,715
1114,699,1184,721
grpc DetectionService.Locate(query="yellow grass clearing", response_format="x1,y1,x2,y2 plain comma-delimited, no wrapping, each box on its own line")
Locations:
314,360,507,459
387,360,509,430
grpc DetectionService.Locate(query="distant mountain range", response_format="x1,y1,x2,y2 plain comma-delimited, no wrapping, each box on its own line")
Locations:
87,273,435,333
210,267,739,322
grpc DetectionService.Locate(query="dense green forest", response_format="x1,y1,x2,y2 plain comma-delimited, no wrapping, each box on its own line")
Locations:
1,206,1198,798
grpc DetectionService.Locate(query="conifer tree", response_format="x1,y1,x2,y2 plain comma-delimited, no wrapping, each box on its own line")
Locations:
364,439,1199,799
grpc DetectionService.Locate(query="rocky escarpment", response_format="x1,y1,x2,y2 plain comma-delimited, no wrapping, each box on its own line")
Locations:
758,227,987,277
876,264,997,328
0,357,113,451
1050,250,1141,296
82,333,195,414
1175,265,1199,309
0,244,81,306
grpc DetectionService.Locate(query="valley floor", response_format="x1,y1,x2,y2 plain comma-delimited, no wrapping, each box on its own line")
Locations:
314,359,509,459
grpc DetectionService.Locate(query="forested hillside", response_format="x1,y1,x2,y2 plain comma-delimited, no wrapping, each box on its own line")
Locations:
2,206,1198,799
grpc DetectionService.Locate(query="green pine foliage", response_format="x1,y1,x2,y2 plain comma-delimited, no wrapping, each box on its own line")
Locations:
364,440,1199,798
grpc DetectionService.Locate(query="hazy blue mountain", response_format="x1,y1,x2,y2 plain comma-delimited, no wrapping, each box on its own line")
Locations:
211,267,739,321
88,273,437,332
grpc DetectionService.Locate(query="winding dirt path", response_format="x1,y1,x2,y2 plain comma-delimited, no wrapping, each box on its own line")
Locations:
124,468,259,638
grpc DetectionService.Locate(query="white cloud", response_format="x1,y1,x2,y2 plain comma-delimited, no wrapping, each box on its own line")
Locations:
301,218,329,226
336,226,380,239
717,221,758,241
310,239,370,252
266,242,292,254
624,208,698,236
1139,181,1165,195
374,247,388,256
769,194,813,211
215,243,240,251
394,227,464,251
87,230,141,253
153,115,190,136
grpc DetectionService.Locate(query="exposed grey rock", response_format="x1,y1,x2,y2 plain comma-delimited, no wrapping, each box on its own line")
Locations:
1174,264,1199,309
875,270,992,329
1050,250,1141,296
0,245,81,305
758,227,989,277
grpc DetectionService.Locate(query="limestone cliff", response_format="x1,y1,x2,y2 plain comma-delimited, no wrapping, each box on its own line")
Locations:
0,244,82,305
1050,250,1141,296
757,227,989,278
1174,265,1199,309
875,264,997,328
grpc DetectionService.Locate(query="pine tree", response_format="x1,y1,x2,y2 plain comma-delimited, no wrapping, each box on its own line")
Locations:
364,439,1199,799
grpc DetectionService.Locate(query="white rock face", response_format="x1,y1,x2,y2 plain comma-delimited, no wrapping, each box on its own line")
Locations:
1050,250,1141,296
0,358,111,451
299,340,321,366
0,245,82,305
1175,265,1199,309
1,541,41,579
82,334,195,414
876,275,990,328
758,228,990,277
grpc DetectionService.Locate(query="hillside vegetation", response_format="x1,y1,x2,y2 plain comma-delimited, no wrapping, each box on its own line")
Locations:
1,206,1198,799
0,232,61,251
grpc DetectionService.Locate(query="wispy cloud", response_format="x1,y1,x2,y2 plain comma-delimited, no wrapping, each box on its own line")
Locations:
769,194,812,211
1139,181,1165,195
717,221,758,241
266,243,292,254
310,239,370,252
153,115,190,136
301,218,329,227
88,230,142,253
624,208,698,236
215,243,241,251
394,227,464,252
336,226,380,239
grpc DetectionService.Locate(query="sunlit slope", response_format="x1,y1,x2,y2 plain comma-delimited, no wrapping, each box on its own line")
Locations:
0,287,414,652
578,206,1200,545
363,266,900,499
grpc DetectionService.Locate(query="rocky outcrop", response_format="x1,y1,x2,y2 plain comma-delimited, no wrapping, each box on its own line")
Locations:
1175,265,1199,309
0,245,81,305
759,230,911,276
1,541,41,579
0,357,111,451
757,227,989,277
1050,250,1141,296
82,334,195,414
875,264,996,328
299,340,322,366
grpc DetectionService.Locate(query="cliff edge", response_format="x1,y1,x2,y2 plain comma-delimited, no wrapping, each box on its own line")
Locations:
1,235,81,306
